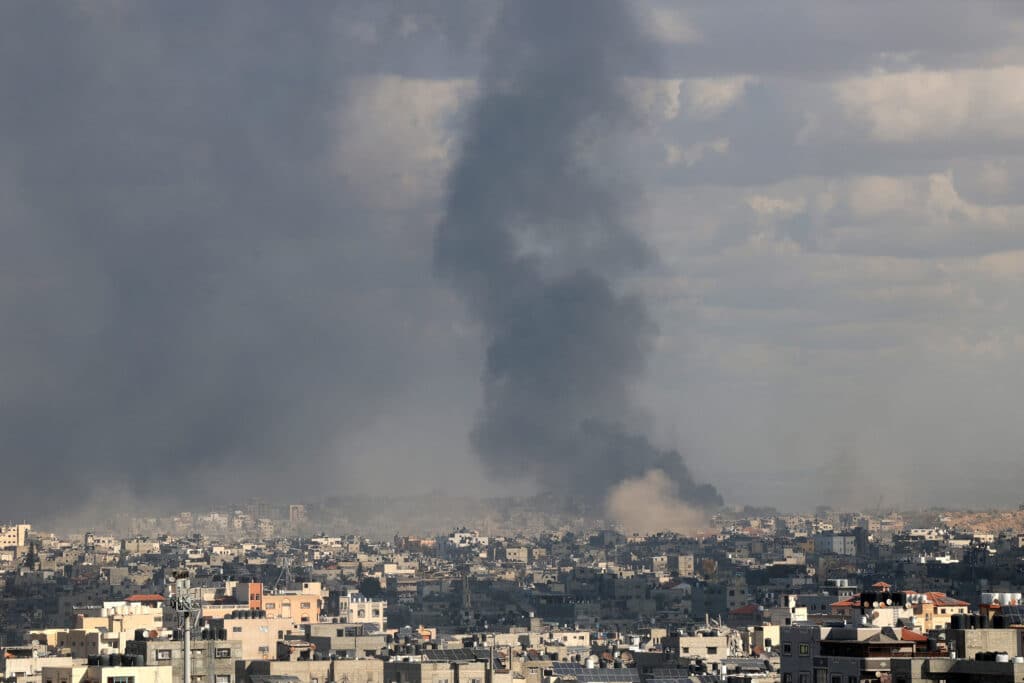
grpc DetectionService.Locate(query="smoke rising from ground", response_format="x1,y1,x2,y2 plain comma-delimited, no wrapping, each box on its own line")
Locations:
606,469,710,536
435,0,722,511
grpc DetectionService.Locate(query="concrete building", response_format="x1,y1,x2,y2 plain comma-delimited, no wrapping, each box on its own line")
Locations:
1,645,73,683
125,635,243,683
891,657,1024,683
41,664,173,683
262,584,324,624
335,591,386,632
238,658,383,683
663,632,730,663
384,659,487,683
948,625,1023,661
0,524,31,549
74,602,165,635
780,624,919,683
299,623,386,659
669,555,695,578
204,616,282,661
813,533,857,557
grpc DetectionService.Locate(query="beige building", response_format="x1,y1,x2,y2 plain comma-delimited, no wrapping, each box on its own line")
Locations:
75,602,165,634
669,555,695,577
238,657,384,683
301,624,387,659
0,523,31,549
385,660,487,683
336,592,387,632
205,615,284,660
42,664,173,683
263,583,324,624
663,633,730,663
1,644,73,683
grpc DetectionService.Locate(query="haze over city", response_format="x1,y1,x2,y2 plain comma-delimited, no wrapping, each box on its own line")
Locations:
3,0,1024,521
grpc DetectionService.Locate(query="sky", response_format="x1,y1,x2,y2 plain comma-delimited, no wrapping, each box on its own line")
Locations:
2,1,1024,518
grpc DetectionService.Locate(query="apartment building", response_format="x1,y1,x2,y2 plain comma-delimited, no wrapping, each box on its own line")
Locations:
336,591,387,632
41,664,173,683
0,523,31,549
126,635,243,683
780,624,919,683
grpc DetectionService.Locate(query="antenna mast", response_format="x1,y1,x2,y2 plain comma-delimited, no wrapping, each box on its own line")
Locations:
168,569,203,683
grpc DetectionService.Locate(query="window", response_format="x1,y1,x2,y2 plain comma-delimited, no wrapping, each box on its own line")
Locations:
300,602,311,609
337,629,345,637
216,677,230,683
682,647,690,653
232,627,242,633
108,678,135,683
157,650,172,661
706,647,717,655
215,649,232,659
832,677,842,683
258,646,270,654
265,603,275,609
782,675,792,683
799,643,810,656
372,609,380,617
798,674,809,683
783,643,792,655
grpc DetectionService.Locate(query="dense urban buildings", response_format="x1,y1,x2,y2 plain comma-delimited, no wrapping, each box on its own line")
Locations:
4,504,1024,683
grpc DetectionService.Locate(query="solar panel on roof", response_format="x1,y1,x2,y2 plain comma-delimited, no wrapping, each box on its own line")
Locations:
547,662,639,682
424,648,494,663
999,605,1024,624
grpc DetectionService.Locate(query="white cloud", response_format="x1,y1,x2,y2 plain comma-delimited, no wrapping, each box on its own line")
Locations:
746,193,806,219
665,138,730,167
835,66,1024,141
681,76,755,119
626,75,754,122
334,76,474,209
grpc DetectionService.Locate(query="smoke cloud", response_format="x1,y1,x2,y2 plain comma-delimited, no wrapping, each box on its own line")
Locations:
606,469,710,536
0,2,473,518
435,1,722,512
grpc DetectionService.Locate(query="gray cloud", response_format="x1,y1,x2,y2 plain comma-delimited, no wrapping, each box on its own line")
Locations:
0,2,473,517
4,1,1024,519
434,0,721,510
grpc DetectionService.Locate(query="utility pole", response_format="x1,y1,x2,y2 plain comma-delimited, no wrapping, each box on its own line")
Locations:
169,569,202,683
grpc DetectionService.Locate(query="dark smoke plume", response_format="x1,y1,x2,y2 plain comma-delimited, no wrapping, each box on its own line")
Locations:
435,1,722,510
